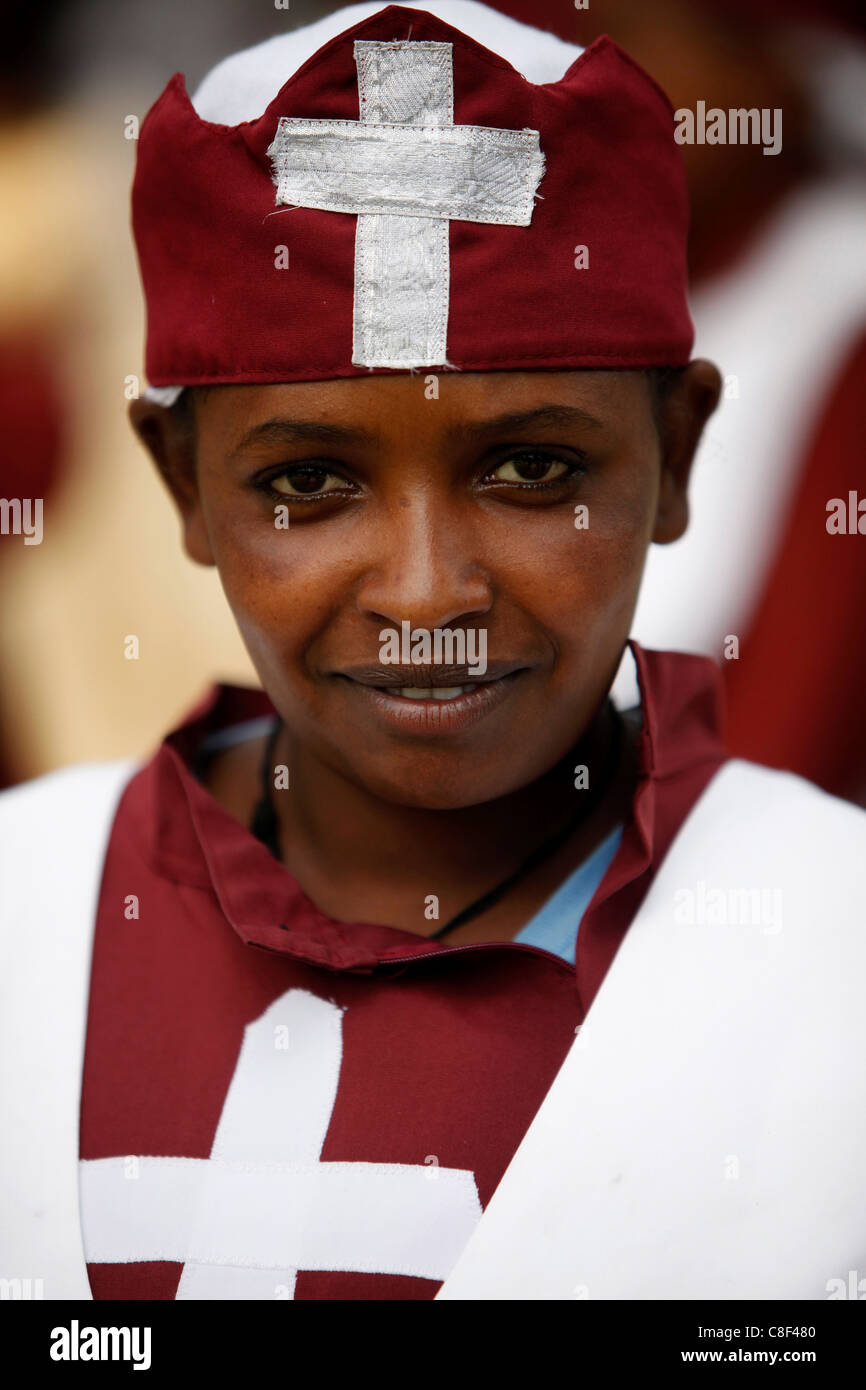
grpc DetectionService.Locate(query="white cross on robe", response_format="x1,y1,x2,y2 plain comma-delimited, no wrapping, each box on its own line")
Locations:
79,989,482,1298
267,39,545,369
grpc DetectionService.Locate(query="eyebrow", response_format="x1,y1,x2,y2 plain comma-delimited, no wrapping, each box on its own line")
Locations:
229,403,604,458
459,405,604,435
229,418,378,457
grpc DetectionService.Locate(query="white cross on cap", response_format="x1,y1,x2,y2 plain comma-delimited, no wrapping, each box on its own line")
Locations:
267,39,546,369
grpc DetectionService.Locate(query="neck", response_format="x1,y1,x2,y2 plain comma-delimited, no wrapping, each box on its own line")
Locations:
272,700,631,928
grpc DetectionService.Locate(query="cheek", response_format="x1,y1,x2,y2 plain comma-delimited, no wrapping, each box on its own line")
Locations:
202,495,348,663
490,475,655,640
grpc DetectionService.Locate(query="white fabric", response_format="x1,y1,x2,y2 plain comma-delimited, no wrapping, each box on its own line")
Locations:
610,640,641,713
269,113,543,223
192,1,584,124
437,759,866,1299
141,384,183,407
631,177,866,658
354,211,451,366
352,39,452,368
197,714,278,756
0,760,138,1299
267,38,544,368
82,1154,480,1284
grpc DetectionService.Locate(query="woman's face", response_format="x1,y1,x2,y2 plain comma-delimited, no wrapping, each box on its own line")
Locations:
141,367,716,809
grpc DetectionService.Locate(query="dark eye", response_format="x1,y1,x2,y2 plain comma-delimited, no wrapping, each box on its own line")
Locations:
488,452,576,486
268,466,351,498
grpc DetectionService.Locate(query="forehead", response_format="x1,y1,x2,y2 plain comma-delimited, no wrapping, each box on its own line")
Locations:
194,370,651,445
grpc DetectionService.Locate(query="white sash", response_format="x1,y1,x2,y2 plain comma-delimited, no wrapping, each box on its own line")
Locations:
3,757,865,1299
0,760,137,1299
437,759,866,1298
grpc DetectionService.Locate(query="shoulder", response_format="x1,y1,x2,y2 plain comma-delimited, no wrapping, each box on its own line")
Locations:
659,757,866,927
0,758,139,823
0,759,140,917
698,757,866,843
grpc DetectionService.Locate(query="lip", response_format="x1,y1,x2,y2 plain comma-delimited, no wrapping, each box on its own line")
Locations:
337,669,526,735
337,661,524,688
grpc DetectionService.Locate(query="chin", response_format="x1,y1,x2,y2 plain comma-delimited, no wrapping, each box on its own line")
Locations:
342,755,532,813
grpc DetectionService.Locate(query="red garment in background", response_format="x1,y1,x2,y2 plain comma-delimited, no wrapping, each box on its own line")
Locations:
0,334,65,787
724,330,866,803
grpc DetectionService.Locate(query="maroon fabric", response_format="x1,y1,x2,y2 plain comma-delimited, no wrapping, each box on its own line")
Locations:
0,335,64,506
132,5,694,388
724,330,866,805
79,642,726,1300
0,334,66,788
495,0,866,41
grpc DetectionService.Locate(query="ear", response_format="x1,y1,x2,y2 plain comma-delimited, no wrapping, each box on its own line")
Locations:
127,394,215,566
652,359,722,545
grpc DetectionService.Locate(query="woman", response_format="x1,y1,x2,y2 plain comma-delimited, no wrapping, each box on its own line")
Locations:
2,0,863,1302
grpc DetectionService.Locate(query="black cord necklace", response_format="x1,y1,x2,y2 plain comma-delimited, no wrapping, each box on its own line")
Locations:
248,716,285,860
249,703,624,941
429,703,622,939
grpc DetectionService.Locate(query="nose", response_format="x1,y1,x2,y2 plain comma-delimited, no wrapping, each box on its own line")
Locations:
355,494,493,632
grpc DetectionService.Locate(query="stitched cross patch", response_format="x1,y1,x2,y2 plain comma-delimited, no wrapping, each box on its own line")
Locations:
267,40,545,368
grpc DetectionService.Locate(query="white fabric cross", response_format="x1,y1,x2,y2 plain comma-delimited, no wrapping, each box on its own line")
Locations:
267,39,545,368
79,989,482,1298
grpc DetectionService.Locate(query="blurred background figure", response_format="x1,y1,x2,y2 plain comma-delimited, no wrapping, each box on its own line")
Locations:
0,5,72,786
502,0,866,804
1,0,864,803
0,0,284,787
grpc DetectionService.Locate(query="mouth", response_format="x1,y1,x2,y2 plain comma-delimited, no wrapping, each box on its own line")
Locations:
333,664,528,734
390,684,483,700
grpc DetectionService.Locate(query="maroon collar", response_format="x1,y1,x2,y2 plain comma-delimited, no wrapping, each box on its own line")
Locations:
141,642,727,976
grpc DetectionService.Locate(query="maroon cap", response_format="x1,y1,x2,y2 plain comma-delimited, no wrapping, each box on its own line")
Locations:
132,4,694,387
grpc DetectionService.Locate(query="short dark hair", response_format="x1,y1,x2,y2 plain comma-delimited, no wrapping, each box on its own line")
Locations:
646,365,686,435
647,364,686,403
168,385,204,448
